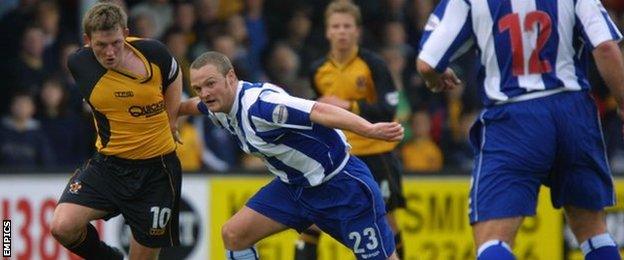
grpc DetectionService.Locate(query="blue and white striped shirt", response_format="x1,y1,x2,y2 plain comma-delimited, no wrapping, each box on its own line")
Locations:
419,0,623,106
197,81,351,187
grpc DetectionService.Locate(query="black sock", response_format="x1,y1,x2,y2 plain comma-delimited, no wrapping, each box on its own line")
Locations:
294,229,320,260
67,223,123,260
395,232,404,259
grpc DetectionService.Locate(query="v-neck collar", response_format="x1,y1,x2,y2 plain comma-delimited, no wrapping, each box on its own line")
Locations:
110,40,153,83
329,46,359,69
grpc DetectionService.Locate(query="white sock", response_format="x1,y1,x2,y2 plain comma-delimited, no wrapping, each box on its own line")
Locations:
580,233,617,256
225,247,259,260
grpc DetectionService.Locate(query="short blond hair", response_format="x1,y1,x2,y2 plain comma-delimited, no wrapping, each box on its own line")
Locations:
82,2,127,37
324,1,362,27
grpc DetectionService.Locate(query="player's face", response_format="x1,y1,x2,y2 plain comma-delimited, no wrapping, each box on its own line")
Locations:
85,27,129,69
190,64,237,113
326,12,360,53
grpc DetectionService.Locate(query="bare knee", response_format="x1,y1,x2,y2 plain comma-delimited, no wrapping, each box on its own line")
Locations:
472,217,523,248
221,221,250,250
50,214,84,245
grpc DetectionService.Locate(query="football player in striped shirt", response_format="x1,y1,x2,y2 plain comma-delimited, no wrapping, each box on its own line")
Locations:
180,51,403,260
418,0,624,259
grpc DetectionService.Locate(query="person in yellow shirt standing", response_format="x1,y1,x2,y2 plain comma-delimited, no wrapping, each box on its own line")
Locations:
294,2,406,259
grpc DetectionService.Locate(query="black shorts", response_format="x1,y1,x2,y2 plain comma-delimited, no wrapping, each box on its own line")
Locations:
58,152,182,248
357,151,406,211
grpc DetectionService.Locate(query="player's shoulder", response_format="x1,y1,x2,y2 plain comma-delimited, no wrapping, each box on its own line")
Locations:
309,55,329,74
67,46,105,78
126,37,171,62
358,48,387,67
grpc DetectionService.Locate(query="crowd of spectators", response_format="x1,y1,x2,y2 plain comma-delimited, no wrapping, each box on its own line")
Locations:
1,0,624,175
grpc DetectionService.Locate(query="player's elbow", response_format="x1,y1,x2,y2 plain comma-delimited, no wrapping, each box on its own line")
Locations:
593,40,622,61
416,59,436,77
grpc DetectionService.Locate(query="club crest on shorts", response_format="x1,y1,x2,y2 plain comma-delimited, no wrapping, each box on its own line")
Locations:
272,104,288,124
69,181,82,194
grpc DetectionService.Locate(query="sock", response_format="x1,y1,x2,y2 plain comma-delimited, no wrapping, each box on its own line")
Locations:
67,223,123,260
226,247,259,260
477,240,515,260
294,229,320,260
581,233,621,260
394,232,404,259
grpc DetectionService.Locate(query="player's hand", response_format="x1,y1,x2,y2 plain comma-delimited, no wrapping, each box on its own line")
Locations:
426,68,462,93
317,96,351,110
365,122,404,142
170,125,183,145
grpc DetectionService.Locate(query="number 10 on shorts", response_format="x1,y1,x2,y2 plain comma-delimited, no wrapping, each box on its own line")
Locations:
150,207,171,236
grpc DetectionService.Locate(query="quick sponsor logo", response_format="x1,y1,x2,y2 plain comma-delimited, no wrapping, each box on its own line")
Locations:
128,101,166,118
3,220,10,257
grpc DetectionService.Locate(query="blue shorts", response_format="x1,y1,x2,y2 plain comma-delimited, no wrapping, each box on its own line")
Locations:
247,156,395,260
468,91,615,224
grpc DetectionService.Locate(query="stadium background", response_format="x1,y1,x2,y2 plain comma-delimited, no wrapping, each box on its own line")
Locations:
0,0,623,259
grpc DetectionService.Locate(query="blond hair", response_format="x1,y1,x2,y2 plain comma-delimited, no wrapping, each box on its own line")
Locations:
324,1,362,27
82,2,127,37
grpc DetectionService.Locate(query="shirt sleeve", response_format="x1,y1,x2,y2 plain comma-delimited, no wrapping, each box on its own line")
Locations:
418,0,474,72
251,88,316,130
575,0,623,49
357,50,398,123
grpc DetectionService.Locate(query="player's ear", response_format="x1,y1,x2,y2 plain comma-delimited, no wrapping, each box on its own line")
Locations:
123,28,129,37
83,33,91,46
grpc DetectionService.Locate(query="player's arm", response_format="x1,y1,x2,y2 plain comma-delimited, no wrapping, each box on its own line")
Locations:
164,72,183,141
178,97,203,116
593,41,624,112
310,102,403,142
417,0,472,92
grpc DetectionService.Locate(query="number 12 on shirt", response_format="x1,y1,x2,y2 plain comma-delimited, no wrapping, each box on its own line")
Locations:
498,11,553,76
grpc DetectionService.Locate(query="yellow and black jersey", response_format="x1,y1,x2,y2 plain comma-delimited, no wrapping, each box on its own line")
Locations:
68,37,180,159
310,48,399,156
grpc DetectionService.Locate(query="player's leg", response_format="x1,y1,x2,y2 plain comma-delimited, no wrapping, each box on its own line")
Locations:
294,225,321,260
222,205,289,258
242,178,313,260
553,92,620,260
564,206,619,260
52,161,124,259
468,101,556,260
129,234,160,260
305,157,397,260
51,203,122,259
359,152,406,259
472,217,523,259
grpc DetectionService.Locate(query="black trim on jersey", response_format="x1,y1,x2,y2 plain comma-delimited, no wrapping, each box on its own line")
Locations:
67,47,107,100
89,103,111,148
308,57,327,99
130,39,180,93
357,48,397,123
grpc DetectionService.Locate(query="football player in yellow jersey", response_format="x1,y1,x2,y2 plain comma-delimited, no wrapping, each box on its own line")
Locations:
50,3,183,259
294,2,406,259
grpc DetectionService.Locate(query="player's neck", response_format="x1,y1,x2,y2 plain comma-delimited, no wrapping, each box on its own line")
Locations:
114,45,148,79
330,46,357,65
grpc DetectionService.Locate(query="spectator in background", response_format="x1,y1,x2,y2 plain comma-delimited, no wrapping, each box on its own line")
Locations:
163,26,192,94
285,6,322,77
192,0,220,57
0,91,55,167
380,46,413,142
37,77,89,167
0,0,37,61
129,12,157,38
129,0,173,39
57,41,84,112
401,108,443,172
176,116,204,172
37,0,65,74
2,25,51,115
226,14,263,80
243,0,268,80
172,2,198,46
196,115,241,172
265,42,314,99
212,34,254,81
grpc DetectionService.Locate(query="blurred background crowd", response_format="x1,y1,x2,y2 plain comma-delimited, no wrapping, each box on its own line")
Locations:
1,0,624,175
